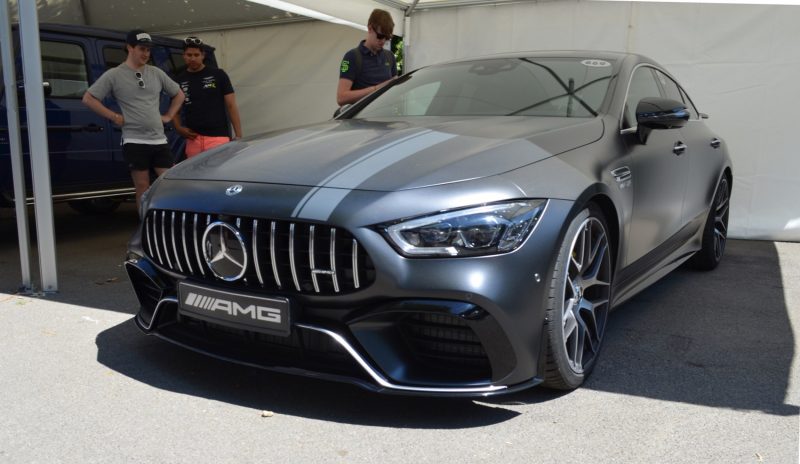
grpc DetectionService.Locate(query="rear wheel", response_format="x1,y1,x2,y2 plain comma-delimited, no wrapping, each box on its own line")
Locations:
68,198,122,215
542,206,613,390
690,176,730,271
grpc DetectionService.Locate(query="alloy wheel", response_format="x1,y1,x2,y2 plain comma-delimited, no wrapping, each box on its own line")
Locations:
561,217,612,374
713,178,730,261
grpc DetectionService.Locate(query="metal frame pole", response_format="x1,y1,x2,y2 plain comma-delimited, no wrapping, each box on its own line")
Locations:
0,0,33,292
18,0,58,292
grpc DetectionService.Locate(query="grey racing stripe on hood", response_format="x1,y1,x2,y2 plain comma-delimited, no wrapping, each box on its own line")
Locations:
292,130,457,221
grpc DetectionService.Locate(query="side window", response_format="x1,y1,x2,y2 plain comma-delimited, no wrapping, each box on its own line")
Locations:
102,46,154,71
655,70,683,102
170,51,186,77
623,66,661,129
656,69,700,120
103,46,128,70
41,41,88,98
679,88,700,120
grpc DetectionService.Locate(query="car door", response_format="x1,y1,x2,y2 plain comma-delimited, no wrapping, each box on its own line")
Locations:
35,34,118,194
654,69,721,229
621,65,690,265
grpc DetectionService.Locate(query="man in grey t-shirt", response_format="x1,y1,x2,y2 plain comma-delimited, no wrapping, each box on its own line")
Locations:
82,29,184,210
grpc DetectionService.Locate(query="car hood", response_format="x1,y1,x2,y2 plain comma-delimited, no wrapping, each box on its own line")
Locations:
165,116,603,191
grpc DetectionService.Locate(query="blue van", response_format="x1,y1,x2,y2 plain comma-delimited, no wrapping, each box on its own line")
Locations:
0,24,216,214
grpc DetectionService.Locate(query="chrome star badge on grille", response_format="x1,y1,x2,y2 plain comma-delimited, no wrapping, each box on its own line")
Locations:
202,222,248,281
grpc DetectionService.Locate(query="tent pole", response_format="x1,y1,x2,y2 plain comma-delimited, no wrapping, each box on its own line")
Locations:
0,0,33,293
18,0,58,293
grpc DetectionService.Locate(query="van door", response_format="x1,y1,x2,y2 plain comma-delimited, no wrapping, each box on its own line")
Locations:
34,34,120,194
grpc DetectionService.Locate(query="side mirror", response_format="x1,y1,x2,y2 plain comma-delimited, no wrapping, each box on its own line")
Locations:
333,104,352,119
636,97,689,130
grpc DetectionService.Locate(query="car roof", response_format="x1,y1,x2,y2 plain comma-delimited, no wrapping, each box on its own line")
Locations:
440,50,652,67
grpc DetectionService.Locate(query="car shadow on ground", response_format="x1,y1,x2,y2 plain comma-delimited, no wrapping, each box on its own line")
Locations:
95,318,529,428
3,207,797,423
491,240,798,417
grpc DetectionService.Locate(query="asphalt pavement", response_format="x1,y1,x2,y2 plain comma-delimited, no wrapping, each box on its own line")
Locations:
0,203,798,463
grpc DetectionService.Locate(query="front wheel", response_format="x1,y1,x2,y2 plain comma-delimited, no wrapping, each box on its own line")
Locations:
542,206,613,390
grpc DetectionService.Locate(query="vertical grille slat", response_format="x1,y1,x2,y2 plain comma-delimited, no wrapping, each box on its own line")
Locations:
150,213,163,266
181,213,194,274
193,213,206,276
142,209,373,295
352,239,360,289
145,215,155,262
253,219,264,286
270,221,282,289
309,225,320,293
289,223,301,291
170,212,184,273
330,228,340,293
160,211,173,269
181,213,194,275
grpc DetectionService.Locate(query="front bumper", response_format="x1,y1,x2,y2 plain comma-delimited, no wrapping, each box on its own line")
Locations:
125,199,574,396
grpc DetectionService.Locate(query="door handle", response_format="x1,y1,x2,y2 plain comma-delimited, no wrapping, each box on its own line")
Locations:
83,123,104,133
673,141,687,155
710,138,721,148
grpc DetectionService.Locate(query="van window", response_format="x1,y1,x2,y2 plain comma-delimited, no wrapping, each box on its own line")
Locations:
103,46,127,70
103,46,155,70
41,41,88,98
170,51,186,76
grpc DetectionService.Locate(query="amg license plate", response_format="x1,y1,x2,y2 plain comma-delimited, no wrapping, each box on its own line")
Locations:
178,282,291,337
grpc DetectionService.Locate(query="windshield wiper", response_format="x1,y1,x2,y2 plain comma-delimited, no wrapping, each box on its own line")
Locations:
507,73,613,117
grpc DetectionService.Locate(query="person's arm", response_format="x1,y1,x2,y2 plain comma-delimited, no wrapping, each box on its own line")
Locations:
224,93,243,139
337,78,390,106
171,112,197,140
161,89,185,124
82,91,124,126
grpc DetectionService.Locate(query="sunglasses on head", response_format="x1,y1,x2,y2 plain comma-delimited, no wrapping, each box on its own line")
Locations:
184,37,203,46
134,71,145,89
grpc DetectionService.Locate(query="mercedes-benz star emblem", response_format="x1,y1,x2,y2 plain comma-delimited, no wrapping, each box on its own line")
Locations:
226,184,243,196
202,222,248,281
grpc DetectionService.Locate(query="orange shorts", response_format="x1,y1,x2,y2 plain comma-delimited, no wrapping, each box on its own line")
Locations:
185,135,231,158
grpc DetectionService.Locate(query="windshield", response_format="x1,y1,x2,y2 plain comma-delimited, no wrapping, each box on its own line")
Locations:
354,57,616,119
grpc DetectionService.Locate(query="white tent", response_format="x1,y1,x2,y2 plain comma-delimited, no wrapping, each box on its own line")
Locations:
4,0,799,289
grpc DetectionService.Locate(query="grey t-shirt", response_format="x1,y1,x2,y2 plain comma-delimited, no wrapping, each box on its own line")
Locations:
87,63,180,144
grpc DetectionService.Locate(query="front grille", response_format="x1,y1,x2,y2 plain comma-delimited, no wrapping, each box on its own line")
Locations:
142,209,375,295
399,313,491,375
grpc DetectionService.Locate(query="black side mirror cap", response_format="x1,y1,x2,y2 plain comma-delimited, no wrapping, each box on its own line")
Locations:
636,97,689,130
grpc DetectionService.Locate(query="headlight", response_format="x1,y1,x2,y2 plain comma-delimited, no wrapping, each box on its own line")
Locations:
380,200,547,257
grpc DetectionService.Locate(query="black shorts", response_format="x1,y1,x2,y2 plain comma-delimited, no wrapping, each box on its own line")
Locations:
123,143,173,171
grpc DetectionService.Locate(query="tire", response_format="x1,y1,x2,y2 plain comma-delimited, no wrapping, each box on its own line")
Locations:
68,198,122,215
689,176,730,271
542,205,613,390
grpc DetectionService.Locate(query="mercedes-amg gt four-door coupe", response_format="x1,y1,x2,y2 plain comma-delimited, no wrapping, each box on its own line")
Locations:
125,51,731,396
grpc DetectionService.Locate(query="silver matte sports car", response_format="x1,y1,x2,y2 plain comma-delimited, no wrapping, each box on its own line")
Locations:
125,51,731,396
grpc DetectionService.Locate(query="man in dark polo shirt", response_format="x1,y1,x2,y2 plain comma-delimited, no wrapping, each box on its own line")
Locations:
336,9,398,106
172,36,242,158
